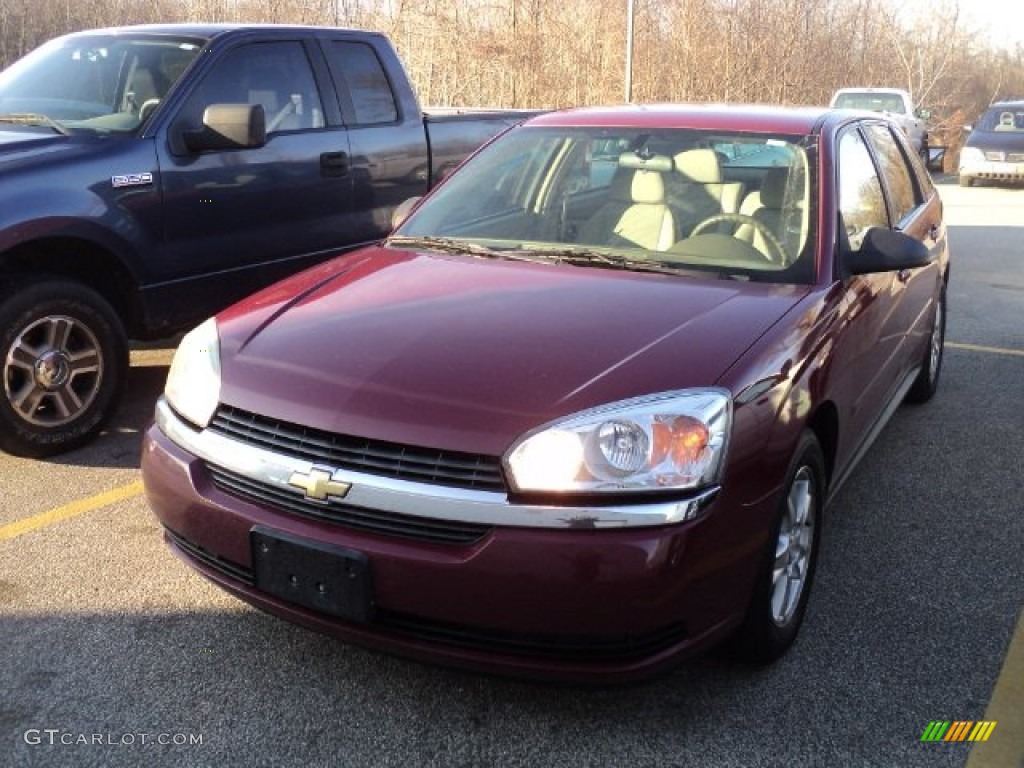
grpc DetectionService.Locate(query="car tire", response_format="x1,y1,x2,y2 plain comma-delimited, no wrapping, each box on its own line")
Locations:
906,289,946,404
0,278,128,458
959,175,973,188
733,431,824,663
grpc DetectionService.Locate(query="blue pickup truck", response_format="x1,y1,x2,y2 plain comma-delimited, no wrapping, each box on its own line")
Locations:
0,24,533,457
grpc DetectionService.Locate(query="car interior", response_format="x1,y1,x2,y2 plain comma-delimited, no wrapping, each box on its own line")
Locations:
399,128,814,282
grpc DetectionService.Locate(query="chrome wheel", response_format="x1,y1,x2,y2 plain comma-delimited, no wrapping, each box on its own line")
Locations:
927,299,944,383
4,314,104,428
771,465,816,626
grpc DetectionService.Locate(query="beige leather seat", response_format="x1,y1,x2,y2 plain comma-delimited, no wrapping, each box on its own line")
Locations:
737,167,797,262
671,149,745,235
578,154,676,250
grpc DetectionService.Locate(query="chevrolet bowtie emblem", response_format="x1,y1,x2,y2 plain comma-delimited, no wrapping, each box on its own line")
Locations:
288,468,351,501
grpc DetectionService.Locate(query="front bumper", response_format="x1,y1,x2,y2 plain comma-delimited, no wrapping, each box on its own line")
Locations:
142,401,769,682
959,159,1024,182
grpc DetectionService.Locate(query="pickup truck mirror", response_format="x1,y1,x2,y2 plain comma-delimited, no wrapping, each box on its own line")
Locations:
845,227,935,275
916,108,931,120
391,197,423,230
963,124,973,134
183,104,267,153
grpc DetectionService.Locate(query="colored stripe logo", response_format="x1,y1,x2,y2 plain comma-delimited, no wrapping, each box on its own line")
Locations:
920,721,997,742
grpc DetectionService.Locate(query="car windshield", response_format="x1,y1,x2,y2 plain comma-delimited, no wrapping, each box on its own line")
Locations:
833,93,906,114
393,125,816,283
977,106,1024,132
0,33,204,135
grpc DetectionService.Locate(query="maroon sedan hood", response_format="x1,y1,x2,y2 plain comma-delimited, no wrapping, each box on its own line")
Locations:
217,246,807,456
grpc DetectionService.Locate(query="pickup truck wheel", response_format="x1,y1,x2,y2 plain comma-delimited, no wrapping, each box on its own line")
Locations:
732,431,824,663
0,279,128,458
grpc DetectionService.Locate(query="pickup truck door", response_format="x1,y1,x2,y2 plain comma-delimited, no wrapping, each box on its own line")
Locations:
319,37,430,243
154,37,354,310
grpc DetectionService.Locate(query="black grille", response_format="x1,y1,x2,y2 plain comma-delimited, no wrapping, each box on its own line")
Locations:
209,405,506,492
376,610,688,662
166,529,255,585
208,465,492,545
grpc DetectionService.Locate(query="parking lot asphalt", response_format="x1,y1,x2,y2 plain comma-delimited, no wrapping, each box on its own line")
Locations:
0,181,1022,768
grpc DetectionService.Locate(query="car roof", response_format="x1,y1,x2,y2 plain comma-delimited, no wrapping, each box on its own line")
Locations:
58,23,376,40
833,87,908,94
526,104,832,134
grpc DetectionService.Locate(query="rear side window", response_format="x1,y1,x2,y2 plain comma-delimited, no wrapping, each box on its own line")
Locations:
864,124,919,225
330,42,398,125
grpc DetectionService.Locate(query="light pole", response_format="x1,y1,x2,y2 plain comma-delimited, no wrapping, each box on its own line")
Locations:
625,0,635,102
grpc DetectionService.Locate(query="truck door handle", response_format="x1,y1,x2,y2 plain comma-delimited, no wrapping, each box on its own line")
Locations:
320,151,349,177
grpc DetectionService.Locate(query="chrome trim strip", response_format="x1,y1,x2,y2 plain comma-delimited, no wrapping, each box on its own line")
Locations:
156,397,718,529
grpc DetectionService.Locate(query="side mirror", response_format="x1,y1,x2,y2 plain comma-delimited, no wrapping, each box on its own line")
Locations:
963,124,973,134
391,196,423,230
916,108,932,120
183,104,267,152
845,227,935,275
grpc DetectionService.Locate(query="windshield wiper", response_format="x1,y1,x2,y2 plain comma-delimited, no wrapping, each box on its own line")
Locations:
0,113,70,135
512,246,690,276
386,235,541,263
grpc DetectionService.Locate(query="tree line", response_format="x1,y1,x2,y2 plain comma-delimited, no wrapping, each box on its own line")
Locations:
3,0,1022,157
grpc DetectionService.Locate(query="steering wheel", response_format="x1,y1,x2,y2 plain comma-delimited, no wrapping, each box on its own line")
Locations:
690,213,787,264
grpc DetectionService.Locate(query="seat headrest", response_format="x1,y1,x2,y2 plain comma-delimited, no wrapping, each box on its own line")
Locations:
609,167,667,205
760,168,790,208
673,148,722,183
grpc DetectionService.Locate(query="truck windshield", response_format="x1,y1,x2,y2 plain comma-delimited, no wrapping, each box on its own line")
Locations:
394,125,817,284
0,34,204,135
833,93,906,114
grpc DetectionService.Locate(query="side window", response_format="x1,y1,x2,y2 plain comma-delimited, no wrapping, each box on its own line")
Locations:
864,123,919,225
182,42,324,134
838,128,888,250
330,42,398,125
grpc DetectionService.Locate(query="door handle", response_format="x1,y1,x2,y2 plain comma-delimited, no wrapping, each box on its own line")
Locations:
320,151,349,177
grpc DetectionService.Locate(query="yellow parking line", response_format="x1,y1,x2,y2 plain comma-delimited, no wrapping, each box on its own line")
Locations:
966,610,1024,766
947,342,1024,358
0,480,145,542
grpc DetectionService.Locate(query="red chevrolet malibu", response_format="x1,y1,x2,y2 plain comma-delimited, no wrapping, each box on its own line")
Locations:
142,105,949,682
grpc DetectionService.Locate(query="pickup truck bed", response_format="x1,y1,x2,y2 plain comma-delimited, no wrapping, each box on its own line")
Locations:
0,24,537,456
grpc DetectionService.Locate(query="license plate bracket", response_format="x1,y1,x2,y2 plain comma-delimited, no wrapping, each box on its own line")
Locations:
251,526,373,623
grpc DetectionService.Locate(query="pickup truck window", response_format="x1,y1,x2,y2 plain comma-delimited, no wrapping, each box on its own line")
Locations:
182,42,324,134
833,93,907,114
330,42,399,125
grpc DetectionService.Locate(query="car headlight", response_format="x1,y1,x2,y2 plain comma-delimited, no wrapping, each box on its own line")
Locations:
164,318,221,429
505,389,731,494
959,147,984,168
